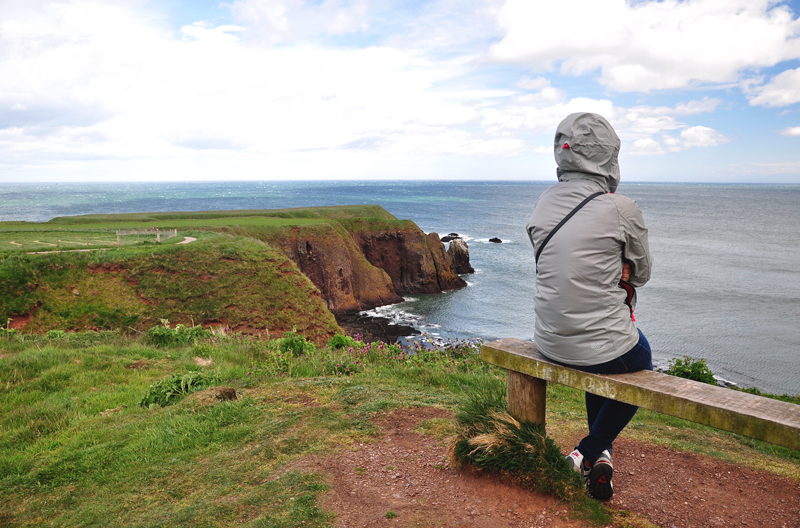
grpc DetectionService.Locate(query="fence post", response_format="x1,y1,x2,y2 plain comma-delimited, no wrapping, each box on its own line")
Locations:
57,238,60,249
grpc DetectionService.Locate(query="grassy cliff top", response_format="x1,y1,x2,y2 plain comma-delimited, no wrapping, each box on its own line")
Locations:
0,205,412,253
35,204,398,226
0,204,429,339
0,232,340,342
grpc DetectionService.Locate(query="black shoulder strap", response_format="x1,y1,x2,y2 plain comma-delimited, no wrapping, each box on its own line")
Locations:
535,191,605,266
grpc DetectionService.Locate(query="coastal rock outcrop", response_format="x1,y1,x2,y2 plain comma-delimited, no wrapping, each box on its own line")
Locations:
426,232,467,290
268,224,404,314
350,227,467,295
263,220,469,314
447,238,475,274
242,210,471,315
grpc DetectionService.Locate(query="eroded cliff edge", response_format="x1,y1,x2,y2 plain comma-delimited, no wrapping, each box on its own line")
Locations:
261,216,468,314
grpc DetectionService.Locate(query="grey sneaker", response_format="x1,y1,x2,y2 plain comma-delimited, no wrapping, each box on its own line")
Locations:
587,449,614,500
565,448,592,484
565,448,584,474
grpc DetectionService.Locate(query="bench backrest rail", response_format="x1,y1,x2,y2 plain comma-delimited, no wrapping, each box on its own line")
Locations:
481,338,800,452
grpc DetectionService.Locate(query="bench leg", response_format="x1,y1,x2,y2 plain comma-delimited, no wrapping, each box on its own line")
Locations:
507,370,547,427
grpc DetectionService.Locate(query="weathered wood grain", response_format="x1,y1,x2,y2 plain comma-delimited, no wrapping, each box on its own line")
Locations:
507,370,547,426
482,338,800,452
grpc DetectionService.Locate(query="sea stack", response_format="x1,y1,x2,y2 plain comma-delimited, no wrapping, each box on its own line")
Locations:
447,238,474,274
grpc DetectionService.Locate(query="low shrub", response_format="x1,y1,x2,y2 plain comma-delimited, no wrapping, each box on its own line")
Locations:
327,334,356,350
277,327,315,356
666,356,716,385
139,371,218,408
45,330,67,340
146,320,213,347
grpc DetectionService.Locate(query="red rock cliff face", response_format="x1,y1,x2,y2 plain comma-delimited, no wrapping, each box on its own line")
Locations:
426,232,466,291
268,224,403,314
350,228,467,294
266,221,467,314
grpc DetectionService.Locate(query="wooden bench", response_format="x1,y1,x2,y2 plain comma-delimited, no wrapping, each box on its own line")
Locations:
481,338,800,452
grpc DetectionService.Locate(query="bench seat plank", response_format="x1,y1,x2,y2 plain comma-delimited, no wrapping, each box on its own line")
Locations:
482,338,800,452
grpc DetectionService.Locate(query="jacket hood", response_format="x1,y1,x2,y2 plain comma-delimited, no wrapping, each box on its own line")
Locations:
554,113,621,192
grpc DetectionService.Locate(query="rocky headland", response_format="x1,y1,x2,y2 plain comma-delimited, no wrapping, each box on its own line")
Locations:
264,218,472,314
2,205,473,344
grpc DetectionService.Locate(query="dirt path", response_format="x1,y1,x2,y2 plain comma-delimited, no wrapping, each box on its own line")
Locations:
606,436,800,527
314,408,800,528
26,235,196,254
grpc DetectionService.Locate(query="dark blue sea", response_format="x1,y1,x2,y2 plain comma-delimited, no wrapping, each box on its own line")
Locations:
2,181,799,395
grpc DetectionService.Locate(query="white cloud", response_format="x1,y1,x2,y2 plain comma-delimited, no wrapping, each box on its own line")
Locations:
0,0,758,182
515,77,550,90
478,92,726,157
227,0,369,44
491,0,800,92
628,138,665,156
781,126,800,136
479,93,720,140
511,77,565,104
749,67,800,107
663,126,730,152
0,0,534,182
672,98,724,116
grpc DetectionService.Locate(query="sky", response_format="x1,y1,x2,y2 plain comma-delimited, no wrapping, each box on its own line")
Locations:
2,0,800,183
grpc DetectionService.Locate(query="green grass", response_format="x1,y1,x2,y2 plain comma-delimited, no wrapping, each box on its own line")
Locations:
0,333,491,527
1,332,798,527
37,204,397,226
0,232,339,343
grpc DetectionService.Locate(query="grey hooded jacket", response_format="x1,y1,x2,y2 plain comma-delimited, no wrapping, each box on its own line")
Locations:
526,113,652,366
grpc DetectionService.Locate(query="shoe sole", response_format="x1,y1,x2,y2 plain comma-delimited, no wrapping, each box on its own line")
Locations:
587,462,613,501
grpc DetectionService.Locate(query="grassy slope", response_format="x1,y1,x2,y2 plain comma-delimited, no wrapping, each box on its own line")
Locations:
1,335,797,528
1,233,339,343
0,205,407,341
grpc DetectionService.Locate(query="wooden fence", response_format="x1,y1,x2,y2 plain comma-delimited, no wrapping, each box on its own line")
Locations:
115,229,178,243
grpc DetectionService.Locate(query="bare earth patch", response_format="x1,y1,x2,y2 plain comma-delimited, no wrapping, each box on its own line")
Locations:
315,408,800,528
607,437,800,527
8,305,39,330
319,408,590,528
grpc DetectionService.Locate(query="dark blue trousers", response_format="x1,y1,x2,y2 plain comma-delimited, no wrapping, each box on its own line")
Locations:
551,329,653,465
